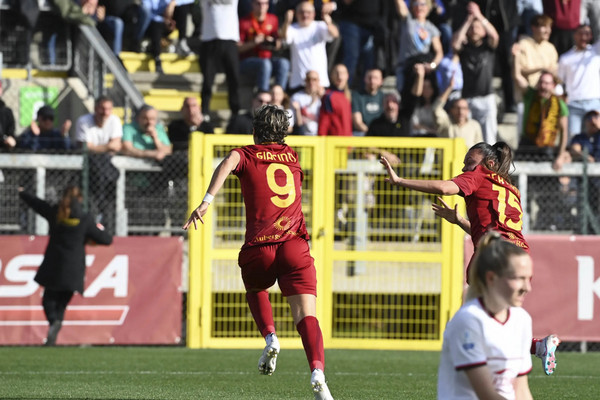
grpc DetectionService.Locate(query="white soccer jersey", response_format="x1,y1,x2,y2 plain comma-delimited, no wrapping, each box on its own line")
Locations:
437,298,532,400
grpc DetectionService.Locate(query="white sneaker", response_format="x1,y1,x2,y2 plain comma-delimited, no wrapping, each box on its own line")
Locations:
311,369,334,400
258,333,280,375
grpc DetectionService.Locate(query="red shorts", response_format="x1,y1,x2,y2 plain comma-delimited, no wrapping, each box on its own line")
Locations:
238,236,317,297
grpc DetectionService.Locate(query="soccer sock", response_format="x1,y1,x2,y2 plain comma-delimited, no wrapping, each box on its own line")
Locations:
296,315,324,371
531,338,541,355
246,291,276,338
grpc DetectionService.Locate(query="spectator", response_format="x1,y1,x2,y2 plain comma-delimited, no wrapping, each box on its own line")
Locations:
270,85,293,133
394,0,443,97
17,106,72,151
366,91,412,137
75,96,122,233
318,64,352,136
168,97,214,151
351,68,384,137
580,0,600,44
100,0,146,53
199,0,241,119
570,109,600,162
543,0,581,55
517,0,544,36
290,70,324,136
0,81,16,151
557,24,600,139
79,0,124,57
452,1,499,144
121,105,172,161
172,0,196,56
18,186,112,346
139,0,179,73
512,66,569,168
410,63,439,137
238,0,290,92
513,14,559,139
226,90,272,134
435,51,463,99
282,1,339,92
336,0,383,86
41,0,95,65
75,96,122,153
433,74,484,148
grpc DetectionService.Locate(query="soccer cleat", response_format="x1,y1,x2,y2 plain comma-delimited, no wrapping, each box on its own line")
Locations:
311,368,334,400
535,335,561,375
258,333,280,375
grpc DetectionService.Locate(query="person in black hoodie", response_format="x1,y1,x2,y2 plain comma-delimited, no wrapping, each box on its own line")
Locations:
18,186,112,346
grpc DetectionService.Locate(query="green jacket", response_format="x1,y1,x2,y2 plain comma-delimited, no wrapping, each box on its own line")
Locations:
51,0,95,26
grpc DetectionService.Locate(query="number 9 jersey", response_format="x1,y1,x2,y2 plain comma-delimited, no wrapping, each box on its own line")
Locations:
233,144,310,249
451,164,529,252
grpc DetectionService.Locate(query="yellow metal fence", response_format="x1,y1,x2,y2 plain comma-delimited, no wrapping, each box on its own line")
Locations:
187,135,467,351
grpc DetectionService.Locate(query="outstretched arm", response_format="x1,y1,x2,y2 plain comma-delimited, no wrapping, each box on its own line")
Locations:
380,156,460,195
432,196,471,234
183,150,241,230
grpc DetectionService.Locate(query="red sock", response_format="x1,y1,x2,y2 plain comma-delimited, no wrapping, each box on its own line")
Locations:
246,291,275,338
531,338,541,355
296,316,325,371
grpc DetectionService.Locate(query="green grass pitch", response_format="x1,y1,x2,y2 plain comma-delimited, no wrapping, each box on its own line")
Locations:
1,347,599,399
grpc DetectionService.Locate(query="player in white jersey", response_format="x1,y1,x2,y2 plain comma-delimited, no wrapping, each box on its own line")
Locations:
437,232,534,400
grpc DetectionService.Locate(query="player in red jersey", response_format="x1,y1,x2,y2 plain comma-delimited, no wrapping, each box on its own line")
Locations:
381,141,560,376
183,105,333,400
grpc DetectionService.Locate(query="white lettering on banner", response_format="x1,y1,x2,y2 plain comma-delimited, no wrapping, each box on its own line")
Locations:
84,255,129,298
577,255,600,320
0,255,43,297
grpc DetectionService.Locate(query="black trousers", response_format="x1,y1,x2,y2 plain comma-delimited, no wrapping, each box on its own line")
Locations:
42,288,74,324
199,39,240,115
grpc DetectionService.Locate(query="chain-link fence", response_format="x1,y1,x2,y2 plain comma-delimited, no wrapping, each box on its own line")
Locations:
0,150,190,237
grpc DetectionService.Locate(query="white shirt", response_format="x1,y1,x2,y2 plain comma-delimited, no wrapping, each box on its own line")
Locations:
201,0,239,42
558,43,600,102
286,21,333,89
290,91,321,135
75,114,122,146
437,298,533,400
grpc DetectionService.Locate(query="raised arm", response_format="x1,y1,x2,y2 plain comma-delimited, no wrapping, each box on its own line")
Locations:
394,0,409,18
511,43,529,94
469,2,498,48
380,156,460,195
452,14,473,53
183,150,242,230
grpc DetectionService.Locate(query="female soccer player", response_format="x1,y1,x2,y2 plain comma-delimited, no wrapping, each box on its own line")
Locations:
381,141,559,375
438,232,534,400
183,105,333,400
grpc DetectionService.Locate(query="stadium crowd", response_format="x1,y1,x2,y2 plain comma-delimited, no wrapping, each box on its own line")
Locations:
1,0,600,233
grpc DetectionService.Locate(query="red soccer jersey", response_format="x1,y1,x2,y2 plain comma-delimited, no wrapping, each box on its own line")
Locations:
239,13,280,59
233,144,309,248
451,164,529,251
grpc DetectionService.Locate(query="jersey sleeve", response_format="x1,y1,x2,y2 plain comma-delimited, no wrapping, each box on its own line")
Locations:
446,310,487,370
451,168,485,197
232,148,247,174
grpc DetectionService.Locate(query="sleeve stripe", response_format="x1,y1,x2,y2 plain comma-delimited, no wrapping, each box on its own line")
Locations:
517,367,533,377
455,361,487,370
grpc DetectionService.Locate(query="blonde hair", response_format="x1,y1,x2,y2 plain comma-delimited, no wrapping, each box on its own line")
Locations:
466,232,529,301
56,186,83,222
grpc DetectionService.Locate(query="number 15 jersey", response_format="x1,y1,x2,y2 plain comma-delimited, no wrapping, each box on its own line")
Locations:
451,164,529,251
233,144,310,249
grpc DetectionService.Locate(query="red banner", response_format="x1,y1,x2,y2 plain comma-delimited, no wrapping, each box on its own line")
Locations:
0,236,182,345
465,235,600,341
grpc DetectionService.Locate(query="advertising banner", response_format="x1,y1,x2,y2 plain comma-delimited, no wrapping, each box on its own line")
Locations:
0,236,183,345
465,235,600,341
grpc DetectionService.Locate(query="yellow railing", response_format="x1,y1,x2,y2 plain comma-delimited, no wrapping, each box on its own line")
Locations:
187,134,466,350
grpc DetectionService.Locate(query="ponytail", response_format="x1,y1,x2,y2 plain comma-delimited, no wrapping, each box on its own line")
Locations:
56,186,82,222
468,141,514,183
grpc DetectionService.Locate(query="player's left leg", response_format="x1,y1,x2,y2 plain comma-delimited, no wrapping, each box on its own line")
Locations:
531,335,561,375
246,290,280,375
